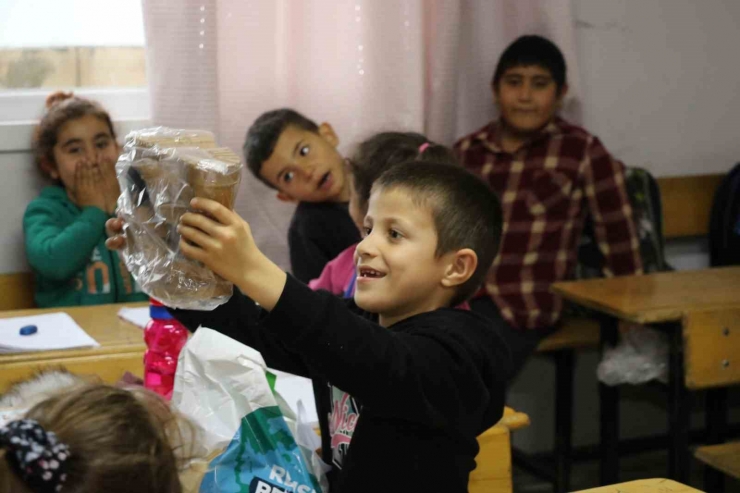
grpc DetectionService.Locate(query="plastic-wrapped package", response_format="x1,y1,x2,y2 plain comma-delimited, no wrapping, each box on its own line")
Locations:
597,325,668,386
116,127,243,310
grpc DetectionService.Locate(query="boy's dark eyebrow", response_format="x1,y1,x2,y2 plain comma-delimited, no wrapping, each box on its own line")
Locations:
94,132,111,140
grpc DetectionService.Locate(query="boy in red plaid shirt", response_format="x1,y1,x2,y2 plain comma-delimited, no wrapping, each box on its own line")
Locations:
455,35,643,379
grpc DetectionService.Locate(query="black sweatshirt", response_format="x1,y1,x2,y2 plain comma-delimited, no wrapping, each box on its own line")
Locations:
288,201,360,283
171,275,511,493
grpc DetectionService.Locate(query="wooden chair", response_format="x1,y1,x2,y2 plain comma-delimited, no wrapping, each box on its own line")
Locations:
0,272,35,311
572,478,703,492
684,307,740,491
469,407,530,493
694,441,740,483
514,174,724,492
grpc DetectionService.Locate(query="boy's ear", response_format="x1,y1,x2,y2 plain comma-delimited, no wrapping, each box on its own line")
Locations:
441,248,478,289
318,122,339,148
276,191,297,203
39,157,59,180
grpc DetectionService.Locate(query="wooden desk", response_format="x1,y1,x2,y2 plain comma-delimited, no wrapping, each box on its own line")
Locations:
0,303,147,392
573,478,703,492
552,266,740,324
552,266,740,486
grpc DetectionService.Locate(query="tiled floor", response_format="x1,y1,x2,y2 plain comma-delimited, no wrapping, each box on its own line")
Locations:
513,450,740,492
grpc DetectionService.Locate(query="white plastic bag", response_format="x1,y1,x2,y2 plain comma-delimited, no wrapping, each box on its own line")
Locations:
172,328,328,493
597,325,668,386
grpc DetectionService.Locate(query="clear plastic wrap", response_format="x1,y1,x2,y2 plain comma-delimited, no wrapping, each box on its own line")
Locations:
597,325,668,386
116,127,243,310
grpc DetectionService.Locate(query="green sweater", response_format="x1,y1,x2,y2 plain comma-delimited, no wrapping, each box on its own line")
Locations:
23,186,148,308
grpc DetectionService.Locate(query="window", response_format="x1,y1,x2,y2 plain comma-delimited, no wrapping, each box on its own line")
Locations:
0,0,149,123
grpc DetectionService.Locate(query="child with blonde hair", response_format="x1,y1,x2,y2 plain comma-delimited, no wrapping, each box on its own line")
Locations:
0,383,191,493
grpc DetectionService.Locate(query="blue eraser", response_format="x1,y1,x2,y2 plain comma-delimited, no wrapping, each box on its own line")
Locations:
19,325,38,336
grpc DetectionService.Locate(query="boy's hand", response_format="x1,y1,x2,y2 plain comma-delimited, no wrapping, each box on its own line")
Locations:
178,198,286,310
105,217,126,250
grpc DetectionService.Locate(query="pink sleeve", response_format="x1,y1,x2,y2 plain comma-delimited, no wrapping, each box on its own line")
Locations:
308,243,358,295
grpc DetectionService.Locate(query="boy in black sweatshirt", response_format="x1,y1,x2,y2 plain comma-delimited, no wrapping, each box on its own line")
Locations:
243,109,360,283
110,161,511,492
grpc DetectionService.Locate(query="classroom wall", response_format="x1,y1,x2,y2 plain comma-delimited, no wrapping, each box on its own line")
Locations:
573,0,740,178
0,146,47,273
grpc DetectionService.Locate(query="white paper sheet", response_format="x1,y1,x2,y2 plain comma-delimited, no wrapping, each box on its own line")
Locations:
0,313,100,353
118,306,150,329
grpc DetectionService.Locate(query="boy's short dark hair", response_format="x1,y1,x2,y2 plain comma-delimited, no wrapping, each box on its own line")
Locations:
374,162,503,306
351,132,457,210
242,109,319,189
492,35,567,93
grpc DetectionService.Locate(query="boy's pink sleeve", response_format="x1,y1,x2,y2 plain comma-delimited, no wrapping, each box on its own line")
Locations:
308,243,358,295
307,264,336,292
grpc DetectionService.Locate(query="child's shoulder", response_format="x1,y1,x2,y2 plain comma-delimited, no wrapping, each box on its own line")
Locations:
552,116,596,141
454,121,496,150
25,186,69,214
402,307,506,345
398,307,513,378
290,200,350,229
36,185,68,202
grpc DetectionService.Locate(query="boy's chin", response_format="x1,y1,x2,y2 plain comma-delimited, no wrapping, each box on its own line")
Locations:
353,294,388,314
505,116,553,135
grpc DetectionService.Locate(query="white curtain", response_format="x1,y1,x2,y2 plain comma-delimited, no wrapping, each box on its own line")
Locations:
142,0,580,271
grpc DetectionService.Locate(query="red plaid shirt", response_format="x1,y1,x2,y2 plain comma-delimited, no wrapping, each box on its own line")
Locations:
454,117,643,330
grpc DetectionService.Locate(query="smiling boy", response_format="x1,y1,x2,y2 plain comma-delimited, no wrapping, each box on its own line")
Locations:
163,161,511,492
243,109,360,282
455,35,643,379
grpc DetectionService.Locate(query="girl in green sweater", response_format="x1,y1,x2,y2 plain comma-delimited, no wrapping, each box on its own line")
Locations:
23,92,147,307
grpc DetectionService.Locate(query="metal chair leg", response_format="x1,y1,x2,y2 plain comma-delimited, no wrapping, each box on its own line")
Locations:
553,349,574,493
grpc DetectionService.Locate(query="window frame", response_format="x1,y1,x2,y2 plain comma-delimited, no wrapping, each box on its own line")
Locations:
0,88,150,152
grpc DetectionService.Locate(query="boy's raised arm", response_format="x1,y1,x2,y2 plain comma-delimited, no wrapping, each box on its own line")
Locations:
178,198,507,427
168,288,314,378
